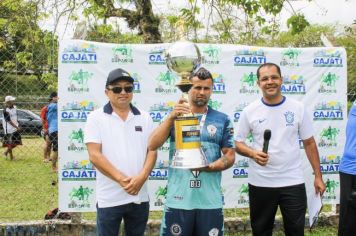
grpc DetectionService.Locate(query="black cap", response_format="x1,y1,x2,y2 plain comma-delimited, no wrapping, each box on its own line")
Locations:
106,68,134,87
49,92,57,100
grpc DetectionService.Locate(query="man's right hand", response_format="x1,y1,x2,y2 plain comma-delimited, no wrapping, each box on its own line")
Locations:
251,150,269,166
169,97,191,119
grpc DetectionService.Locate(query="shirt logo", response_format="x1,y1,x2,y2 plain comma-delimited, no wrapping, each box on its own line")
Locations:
135,126,142,132
258,118,266,124
284,111,295,126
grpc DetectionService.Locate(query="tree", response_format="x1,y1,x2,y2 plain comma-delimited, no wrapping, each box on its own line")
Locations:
82,0,162,43
336,25,356,103
0,0,58,96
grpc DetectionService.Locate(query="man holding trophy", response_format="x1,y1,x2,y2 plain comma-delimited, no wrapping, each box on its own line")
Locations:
148,41,235,236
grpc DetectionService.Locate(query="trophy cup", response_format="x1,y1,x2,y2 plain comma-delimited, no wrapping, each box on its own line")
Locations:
165,40,209,169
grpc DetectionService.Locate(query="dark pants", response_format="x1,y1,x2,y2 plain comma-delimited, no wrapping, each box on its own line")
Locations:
249,183,307,236
160,207,224,236
96,202,149,236
49,131,58,151
338,172,356,236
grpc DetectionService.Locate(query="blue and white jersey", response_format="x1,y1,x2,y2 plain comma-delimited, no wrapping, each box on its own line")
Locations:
339,100,356,175
165,107,235,210
47,102,58,134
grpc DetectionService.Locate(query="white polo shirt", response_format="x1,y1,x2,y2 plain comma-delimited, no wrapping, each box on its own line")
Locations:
84,102,154,208
235,97,314,187
2,107,18,134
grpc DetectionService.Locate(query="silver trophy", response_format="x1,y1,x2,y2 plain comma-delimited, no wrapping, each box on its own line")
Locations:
165,40,208,169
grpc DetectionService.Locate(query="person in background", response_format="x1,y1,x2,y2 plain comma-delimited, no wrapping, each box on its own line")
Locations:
235,63,325,236
2,95,22,160
338,100,356,236
40,98,52,163
85,68,157,236
46,92,58,171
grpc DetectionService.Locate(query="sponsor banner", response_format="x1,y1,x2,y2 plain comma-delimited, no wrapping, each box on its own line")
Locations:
59,40,347,211
60,42,98,64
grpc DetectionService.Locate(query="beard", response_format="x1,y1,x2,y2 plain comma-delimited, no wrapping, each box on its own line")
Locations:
193,98,208,107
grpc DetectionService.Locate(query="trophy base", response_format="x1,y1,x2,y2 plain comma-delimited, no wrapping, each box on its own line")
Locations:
171,148,208,169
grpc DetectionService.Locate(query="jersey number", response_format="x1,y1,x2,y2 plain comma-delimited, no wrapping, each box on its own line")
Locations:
190,180,201,188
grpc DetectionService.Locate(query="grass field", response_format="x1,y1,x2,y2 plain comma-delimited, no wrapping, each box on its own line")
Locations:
0,137,339,235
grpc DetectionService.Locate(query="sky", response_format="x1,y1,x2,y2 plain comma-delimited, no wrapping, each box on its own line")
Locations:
40,0,356,40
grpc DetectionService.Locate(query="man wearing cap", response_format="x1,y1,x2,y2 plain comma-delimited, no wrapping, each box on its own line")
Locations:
84,68,157,236
2,95,22,160
46,92,58,171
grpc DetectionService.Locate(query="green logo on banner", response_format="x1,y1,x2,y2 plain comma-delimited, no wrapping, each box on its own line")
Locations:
280,48,301,67
237,184,249,205
318,126,339,148
202,45,221,65
240,72,259,94
154,185,167,206
68,185,94,209
68,69,92,93
154,71,178,94
112,45,134,64
318,72,339,93
208,100,222,110
68,128,86,152
323,179,339,200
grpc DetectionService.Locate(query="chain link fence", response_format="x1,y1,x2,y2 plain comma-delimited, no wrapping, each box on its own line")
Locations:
1,37,356,222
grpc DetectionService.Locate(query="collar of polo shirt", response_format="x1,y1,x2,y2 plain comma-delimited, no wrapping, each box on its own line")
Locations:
103,102,141,115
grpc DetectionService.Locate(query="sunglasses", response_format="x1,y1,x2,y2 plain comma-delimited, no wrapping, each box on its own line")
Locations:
107,86,134,94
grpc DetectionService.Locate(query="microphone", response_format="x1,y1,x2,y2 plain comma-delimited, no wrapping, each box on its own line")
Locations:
262,129,272,153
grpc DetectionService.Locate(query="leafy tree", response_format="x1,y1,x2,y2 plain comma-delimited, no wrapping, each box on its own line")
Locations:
82,0,162,43
267,24,335,47
85,24,144,44
0,0,58,96
336,25,356,103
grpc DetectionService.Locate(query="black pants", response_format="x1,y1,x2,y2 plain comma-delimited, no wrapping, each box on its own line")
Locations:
338,172,356,236
249,183,307,236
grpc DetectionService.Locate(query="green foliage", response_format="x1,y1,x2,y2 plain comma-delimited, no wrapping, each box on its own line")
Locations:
0,0,58,91
41,73,58,92
336,28,356,103
86,24,144,43
267,24,335,47
287,14,310,35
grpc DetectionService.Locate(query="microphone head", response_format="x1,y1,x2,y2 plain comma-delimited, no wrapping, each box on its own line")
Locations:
264,129,271,140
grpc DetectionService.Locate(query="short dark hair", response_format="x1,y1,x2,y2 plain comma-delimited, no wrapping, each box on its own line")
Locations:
189,67,213,82
49,92,57,99
256,63,281,79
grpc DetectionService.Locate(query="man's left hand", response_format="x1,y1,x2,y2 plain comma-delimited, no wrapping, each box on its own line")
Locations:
123,174,146,195
314,177,326,195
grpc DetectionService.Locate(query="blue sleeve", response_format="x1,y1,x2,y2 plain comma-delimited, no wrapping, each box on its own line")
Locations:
221,115,235,148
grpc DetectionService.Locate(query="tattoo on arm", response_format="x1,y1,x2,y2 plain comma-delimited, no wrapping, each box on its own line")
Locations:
220,156,228,169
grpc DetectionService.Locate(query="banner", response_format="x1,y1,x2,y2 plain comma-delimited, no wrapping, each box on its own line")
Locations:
58,40,347,212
